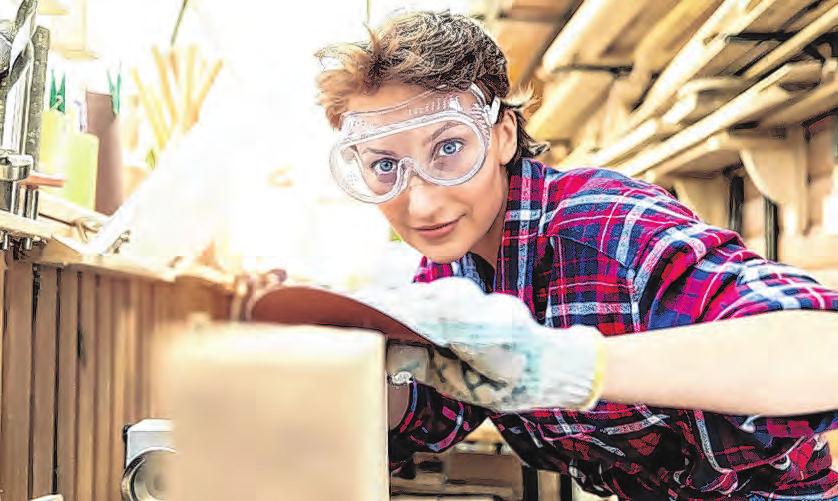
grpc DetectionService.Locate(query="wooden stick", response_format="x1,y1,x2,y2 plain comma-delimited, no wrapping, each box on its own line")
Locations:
188,59,223,129
131,69,167,151
180,46,198,135
169,48,181,87
152,46,179,125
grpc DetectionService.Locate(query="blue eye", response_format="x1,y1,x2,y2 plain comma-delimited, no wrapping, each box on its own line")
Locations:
372,159,396,174
438,140,464,157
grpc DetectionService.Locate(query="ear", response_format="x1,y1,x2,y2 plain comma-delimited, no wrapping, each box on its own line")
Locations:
495,109,518,165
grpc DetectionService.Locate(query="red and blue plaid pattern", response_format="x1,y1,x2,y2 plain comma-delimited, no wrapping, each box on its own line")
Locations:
389,159,838,500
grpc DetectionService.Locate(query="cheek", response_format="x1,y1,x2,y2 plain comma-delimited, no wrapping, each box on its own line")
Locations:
464,164,506,221
377,201,405,230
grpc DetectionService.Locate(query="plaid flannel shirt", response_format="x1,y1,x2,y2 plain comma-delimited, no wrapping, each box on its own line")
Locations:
389,159,838,500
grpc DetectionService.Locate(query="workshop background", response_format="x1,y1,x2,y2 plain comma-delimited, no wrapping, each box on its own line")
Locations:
0,0,837,500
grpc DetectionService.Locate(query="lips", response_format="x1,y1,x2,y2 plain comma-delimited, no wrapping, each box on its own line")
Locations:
415,217,461,239
418,220,456,231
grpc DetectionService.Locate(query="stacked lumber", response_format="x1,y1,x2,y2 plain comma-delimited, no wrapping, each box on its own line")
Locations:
514,0,838,274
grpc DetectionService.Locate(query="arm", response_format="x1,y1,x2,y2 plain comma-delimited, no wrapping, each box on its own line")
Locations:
602,309,838,419
388,380,489,472
605,211,838,433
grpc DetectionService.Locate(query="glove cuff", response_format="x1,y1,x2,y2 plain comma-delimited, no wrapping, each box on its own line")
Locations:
534,325,605,411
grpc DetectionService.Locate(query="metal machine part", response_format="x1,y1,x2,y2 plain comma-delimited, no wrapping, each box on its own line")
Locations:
0,149,30,249
121,419,174,501
0,1,52,254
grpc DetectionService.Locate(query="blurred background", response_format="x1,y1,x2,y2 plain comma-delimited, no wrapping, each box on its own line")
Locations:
2,2,838,501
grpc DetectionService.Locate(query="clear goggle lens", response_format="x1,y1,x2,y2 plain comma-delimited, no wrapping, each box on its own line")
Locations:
331,116,486,203
331,85,498,204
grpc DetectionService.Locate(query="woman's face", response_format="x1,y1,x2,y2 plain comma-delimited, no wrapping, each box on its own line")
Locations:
345,83,517,265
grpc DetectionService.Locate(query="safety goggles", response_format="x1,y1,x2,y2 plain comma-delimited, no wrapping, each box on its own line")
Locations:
330,84,501,204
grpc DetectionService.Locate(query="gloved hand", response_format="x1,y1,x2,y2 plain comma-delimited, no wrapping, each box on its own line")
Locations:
353,277,606,413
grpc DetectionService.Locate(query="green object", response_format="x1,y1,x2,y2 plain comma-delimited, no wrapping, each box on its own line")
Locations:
49,69,65,113
108,66,121,116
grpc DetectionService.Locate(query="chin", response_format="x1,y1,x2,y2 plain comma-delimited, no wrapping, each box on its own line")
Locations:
406,239,468,265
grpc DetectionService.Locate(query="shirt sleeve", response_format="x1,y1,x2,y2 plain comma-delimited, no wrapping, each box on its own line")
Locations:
633,210,838,436
388,380,490,472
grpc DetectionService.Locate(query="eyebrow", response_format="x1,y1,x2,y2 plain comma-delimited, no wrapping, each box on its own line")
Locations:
359,146,398,157
424,122,463,146
358,121,465,156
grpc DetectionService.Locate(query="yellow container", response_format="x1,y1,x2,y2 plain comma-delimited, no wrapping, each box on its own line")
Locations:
62,132,99,210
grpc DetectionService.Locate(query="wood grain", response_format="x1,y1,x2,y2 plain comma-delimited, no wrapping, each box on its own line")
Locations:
75,273,97,501
31,266,59,498
56,269,79,501
0,254,34,501
94,276,114,501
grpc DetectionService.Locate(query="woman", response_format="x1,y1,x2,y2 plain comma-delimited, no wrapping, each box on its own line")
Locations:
314,11,838,500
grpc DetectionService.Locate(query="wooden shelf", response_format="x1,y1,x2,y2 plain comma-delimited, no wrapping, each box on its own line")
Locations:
629,0,818,127
0,195,234,288
615,61,821,179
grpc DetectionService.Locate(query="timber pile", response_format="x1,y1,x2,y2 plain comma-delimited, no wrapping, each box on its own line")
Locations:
485,0,838,274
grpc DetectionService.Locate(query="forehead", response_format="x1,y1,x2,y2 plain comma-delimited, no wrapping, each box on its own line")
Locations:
345,83,434,114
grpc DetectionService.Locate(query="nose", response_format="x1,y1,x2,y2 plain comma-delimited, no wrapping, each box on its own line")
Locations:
405,173,443,220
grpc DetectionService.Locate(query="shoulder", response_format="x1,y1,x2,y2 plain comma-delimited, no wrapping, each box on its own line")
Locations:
537,164,701,267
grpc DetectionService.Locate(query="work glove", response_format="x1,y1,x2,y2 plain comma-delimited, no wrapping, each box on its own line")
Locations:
353,277,606,413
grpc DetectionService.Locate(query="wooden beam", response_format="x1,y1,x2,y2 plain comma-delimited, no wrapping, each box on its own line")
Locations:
540,0,648,72
592,119,679,166
740,127,809,235
673,176,730,228
634,0,725,73
0,210,54,241
761,61,838,127
594,78,746,166
744,3,838,80
616,61,820,178
631,0,816,126
528,71,615,140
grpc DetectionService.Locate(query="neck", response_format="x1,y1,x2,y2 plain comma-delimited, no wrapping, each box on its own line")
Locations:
470,179,509,269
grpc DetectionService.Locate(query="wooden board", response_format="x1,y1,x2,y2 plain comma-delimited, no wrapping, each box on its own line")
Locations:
494,19,563,88
111,279,129,496
75,272,97,501
528,71,615,140
631,0,817,126
138,281,154,417
0,252,6,467
94,276,114,501
540,0,671,71
761,65,838,128
0,254,34,501
151,283,173,417
124,281,141,425
31,265,59,498
56,269,79,501
616,62,820,178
